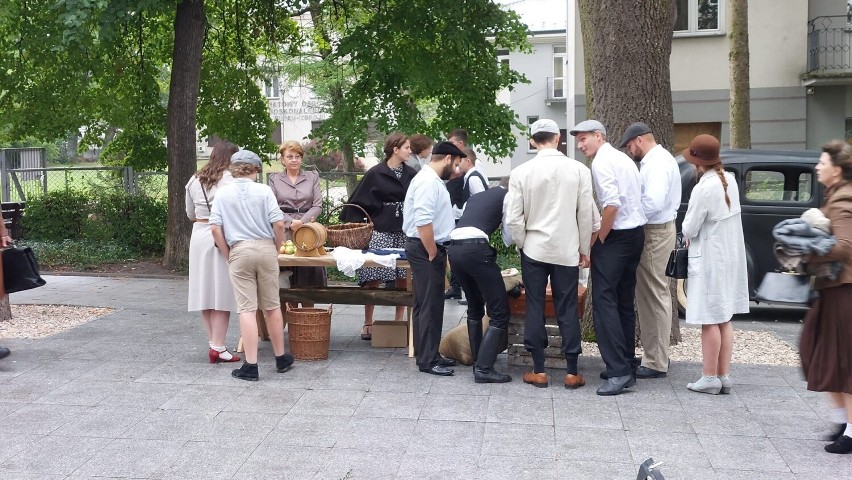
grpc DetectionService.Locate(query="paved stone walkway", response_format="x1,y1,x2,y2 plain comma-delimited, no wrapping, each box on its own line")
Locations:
0,275,849,479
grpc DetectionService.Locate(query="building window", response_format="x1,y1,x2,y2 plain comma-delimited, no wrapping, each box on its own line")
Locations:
527,116,539,152
496,48,509,69
674,0,722,36
264,77,280,98
551,44,566,99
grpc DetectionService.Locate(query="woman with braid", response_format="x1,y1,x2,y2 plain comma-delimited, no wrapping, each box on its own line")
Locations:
680,134,749,395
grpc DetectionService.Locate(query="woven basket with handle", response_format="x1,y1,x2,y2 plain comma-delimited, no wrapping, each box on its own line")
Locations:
326,203,373,250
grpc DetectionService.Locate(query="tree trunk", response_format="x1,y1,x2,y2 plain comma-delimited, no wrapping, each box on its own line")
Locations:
577,0,680,345
0,296,10,322
164,0,206,270
728,0,751,149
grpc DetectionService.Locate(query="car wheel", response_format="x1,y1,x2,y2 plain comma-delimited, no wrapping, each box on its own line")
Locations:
676,278,687,317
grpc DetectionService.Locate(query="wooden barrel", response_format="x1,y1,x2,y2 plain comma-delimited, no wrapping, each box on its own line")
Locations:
293,222,327,254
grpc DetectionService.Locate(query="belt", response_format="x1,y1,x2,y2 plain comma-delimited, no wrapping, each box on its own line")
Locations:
195,219,209,223
406,236,451,246
644,220,675,230
281,207,310,214
449,238,489,245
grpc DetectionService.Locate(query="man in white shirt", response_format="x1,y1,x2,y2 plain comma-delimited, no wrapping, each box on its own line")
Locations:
620,122,682,380
449,128,487,178
505,119,595,390
571,119,647,396
404,141,464,376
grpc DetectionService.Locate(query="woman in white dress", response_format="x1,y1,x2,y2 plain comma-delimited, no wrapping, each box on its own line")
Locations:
681,134,749,394
185,141,240,363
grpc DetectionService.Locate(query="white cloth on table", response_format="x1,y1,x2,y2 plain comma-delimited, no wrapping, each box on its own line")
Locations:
332,247,399,277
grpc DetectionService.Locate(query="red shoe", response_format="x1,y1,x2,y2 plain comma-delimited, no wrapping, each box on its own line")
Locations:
209,348,241,363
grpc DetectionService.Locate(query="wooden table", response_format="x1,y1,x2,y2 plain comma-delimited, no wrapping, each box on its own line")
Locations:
277,252,415,357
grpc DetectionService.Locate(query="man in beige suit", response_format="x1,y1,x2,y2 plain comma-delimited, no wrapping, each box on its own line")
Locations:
505,119,595,389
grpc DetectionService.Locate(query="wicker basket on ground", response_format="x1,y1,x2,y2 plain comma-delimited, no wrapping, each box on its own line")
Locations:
286,304,333,361
326,203,373,250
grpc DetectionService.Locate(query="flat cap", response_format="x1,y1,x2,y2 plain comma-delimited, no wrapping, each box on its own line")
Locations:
530,118,560,135
230,149,262,167
569,119,607,136
619,122,652,148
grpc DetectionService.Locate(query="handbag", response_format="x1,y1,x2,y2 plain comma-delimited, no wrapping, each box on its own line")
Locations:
754,271,816,306
2,246,47,294
665,233,688,279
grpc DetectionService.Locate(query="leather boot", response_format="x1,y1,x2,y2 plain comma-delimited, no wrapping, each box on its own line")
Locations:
474,326,511,383
467,318,483,363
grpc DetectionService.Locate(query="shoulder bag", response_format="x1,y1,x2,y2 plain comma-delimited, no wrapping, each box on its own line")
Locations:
2,246,47,294
665,233,688,279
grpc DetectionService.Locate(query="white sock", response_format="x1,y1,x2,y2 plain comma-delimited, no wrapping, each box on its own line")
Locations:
211,345,234,361
830,407,847,424
845,423,852,438
208,340,214,348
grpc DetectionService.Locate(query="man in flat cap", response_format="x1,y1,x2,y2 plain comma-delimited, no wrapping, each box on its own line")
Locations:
210,149,295,381
505,118,595,389
570,120,647,396
403,141,465,376
620,122,682,380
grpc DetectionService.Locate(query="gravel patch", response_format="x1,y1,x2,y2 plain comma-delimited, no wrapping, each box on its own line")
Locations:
580,327,800,366
1,306,800,366
0,305,115,339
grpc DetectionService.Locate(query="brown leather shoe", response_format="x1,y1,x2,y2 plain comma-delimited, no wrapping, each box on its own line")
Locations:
564,373,586,389
522,370,549,388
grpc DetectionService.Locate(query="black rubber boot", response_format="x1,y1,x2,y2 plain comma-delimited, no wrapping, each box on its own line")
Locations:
467,318,483,363
474,326,511,384
231,362,259,381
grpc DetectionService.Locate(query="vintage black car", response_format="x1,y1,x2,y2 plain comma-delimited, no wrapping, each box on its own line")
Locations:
674,149,822,313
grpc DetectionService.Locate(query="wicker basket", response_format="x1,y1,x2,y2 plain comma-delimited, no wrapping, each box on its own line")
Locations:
286,304,333,361
326,204,373,250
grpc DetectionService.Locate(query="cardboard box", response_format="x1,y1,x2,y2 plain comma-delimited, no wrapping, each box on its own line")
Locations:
371,320,408,348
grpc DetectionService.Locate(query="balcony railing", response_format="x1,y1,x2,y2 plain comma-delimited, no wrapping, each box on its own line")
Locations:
546,77,566,102
807,16,852,75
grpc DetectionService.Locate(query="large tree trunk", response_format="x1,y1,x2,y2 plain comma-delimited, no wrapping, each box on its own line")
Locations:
577,0,680,345
164,0,206,270
0,296,10,322
729,0,751,149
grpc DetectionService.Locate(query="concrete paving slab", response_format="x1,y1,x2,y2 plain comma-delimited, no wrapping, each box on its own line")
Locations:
1,275,848,478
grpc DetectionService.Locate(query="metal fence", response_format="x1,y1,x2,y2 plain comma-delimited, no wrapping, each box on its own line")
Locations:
807,15,852,74
0,165,363,204
0,166,169,202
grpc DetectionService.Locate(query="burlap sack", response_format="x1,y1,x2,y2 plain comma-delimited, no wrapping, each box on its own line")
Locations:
438,273,521,365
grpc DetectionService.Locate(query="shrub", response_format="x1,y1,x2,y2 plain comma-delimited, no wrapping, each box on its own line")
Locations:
22,189,166,255
21,189,90,241
82,192,167,254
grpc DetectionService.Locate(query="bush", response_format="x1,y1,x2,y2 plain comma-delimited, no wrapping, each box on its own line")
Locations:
22,190,167,256
82,192,166,254
21,189,90,241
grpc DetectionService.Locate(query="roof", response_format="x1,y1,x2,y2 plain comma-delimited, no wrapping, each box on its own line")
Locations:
676,149,820,166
